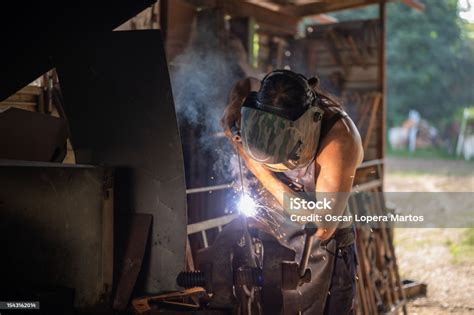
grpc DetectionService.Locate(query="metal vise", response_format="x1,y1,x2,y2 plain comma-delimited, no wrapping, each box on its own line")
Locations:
177,217,317,314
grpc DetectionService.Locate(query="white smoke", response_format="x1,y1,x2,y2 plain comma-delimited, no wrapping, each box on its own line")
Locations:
170,10,246,181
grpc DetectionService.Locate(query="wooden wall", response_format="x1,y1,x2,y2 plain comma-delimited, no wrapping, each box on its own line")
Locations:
291,19,384,164
0,85,44,113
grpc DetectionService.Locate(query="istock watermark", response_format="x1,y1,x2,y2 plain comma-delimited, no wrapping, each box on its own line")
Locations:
289,197,333,210
282,192,473,228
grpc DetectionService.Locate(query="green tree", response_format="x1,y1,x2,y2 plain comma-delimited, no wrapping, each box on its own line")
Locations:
386,0,474,129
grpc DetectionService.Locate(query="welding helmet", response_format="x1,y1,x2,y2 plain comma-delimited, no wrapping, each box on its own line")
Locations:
240,70,324,171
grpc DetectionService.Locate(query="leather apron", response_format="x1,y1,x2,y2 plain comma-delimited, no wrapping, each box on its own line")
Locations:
274,108,355,314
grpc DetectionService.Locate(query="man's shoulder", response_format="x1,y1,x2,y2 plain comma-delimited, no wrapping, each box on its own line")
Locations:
319,112,363,162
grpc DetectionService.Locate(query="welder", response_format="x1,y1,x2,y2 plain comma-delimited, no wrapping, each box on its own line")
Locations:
222,70,363,314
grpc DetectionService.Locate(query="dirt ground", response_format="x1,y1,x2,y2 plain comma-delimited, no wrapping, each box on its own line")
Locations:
385,157,474,314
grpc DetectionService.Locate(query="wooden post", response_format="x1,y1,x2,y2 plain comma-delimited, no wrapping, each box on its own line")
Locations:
378,0,386,190
159,0,168,41
362,93,382,152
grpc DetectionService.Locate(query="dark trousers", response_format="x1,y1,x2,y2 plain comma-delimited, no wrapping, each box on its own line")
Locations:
323,243,357,315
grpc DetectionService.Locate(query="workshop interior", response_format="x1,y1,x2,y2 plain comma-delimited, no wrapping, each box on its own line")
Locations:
0,0,472,314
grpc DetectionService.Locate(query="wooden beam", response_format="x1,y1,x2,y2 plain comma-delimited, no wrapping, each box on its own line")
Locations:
306,13,339,24
357,158,384,169
281,0,382,17
183,0,217,9
185,238,195,271
183,0,299,34
270,0,296,5
0,101,37,109
219,0,299,34
362,93,382,152
280,0,424,16
353,179,383,191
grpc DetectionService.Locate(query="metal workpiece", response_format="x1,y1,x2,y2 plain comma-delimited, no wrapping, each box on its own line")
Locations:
234,267,263,287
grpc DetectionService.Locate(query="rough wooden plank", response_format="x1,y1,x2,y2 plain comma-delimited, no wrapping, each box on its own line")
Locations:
402,280,427,299
113,213,152,311
4,93,38,102
357,158,384,169
0,100,37,107
353,179,383,192
185,238,195,271
18,85,43,95
102,175,114,299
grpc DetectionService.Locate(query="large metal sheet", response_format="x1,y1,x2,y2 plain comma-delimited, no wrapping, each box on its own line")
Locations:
0,161,114,308
56,30,187,293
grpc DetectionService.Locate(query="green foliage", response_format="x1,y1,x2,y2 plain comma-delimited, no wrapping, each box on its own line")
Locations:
386,0,474,129
331,1,474,130
463,228,474,246
446,228,474,264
